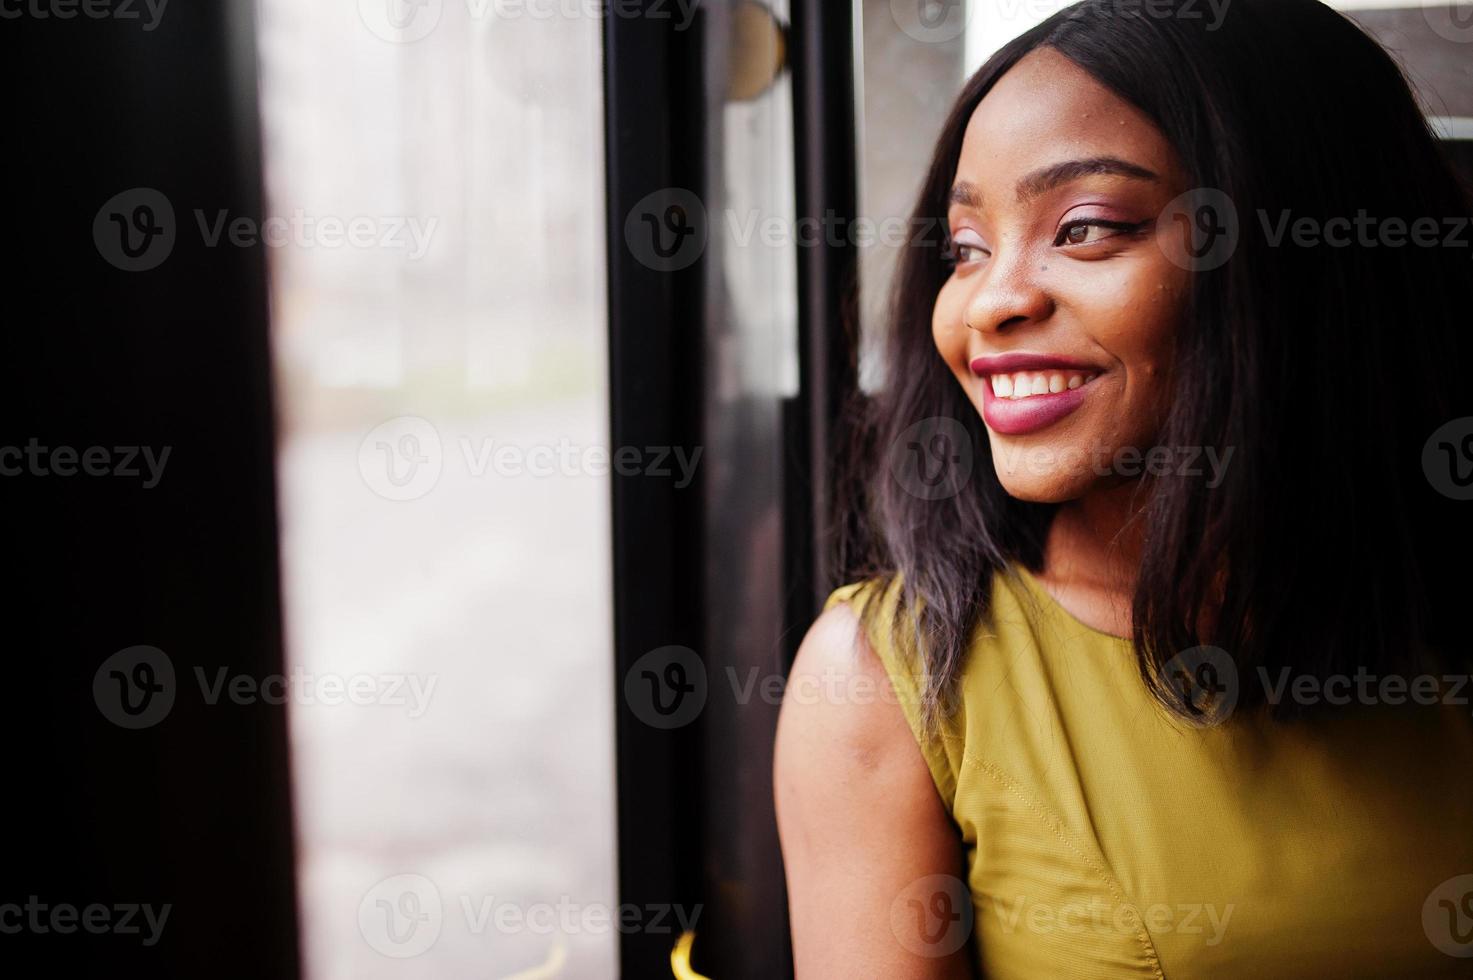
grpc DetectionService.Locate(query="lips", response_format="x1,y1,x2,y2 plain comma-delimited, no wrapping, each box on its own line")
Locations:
969,353,1103,436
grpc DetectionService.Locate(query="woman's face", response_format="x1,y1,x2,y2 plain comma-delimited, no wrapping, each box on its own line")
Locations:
933,47,1192,503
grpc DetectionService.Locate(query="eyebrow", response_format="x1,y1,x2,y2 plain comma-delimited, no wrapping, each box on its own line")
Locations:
948,156,1160,210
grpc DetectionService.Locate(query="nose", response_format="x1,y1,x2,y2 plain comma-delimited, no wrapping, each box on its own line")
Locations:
961,248,1055,334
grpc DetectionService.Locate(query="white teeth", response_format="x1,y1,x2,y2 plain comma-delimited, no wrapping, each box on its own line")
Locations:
989,370,1096,400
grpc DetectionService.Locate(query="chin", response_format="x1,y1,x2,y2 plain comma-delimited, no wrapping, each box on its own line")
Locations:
989,458,1094,503
985,434,1107,503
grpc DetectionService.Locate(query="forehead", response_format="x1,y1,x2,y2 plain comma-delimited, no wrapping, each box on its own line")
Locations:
957,47,1180,194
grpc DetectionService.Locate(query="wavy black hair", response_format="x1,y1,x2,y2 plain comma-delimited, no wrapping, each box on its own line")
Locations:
834,0,1473,728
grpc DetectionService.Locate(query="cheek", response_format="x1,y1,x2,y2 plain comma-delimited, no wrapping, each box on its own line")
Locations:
1080,262,1186,386
931,281,970,369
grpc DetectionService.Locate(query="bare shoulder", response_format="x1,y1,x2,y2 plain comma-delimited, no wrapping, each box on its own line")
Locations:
776,600,913,770
775,599,942,828
774,600,972,978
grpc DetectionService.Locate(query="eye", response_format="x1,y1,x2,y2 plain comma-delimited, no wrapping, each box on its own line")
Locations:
1054,218,1147,248
944,229,990,267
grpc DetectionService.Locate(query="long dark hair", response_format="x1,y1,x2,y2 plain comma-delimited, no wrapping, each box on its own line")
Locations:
834,0,1473,728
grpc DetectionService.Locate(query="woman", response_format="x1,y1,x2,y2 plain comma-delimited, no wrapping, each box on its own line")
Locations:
774,0,1473,976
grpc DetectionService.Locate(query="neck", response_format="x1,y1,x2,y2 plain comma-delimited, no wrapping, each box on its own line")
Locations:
1040,480,1148,625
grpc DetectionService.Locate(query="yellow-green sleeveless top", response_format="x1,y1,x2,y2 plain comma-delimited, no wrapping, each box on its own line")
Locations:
824,567,1473,978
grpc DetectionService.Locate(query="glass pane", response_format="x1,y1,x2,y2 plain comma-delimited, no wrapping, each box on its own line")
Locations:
255,5,616,978
855,0,970,390
700,2,800,975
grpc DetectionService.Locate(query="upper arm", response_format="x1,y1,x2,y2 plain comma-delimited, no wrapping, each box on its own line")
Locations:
774,602,975,979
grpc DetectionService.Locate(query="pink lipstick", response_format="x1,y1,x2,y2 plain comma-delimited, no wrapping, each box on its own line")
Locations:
969,353,1103,436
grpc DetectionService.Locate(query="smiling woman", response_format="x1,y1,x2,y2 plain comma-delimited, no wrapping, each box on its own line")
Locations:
775,0,1473,977
934,52,1190,511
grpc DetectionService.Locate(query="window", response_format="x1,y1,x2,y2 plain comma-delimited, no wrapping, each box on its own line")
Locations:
256,5,617,976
